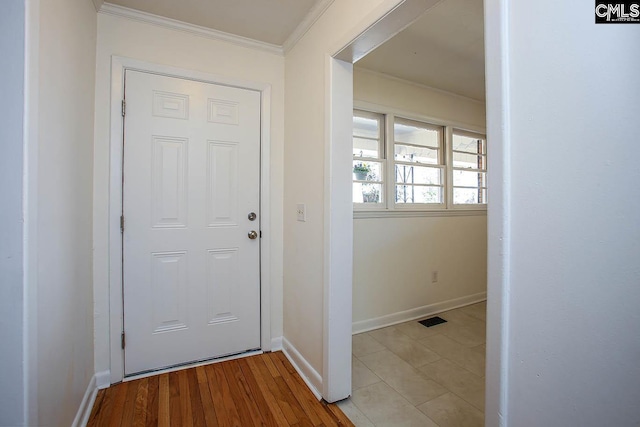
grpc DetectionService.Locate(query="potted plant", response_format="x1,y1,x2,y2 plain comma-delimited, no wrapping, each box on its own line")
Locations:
353,162,371,180
362,185,380,203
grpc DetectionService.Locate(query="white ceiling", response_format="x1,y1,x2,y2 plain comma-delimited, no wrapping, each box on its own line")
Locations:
357,0,486,101
107,0,319,46
101,0,485,100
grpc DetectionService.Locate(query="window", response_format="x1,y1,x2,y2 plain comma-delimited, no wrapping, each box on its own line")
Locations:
393,118,444,205
352,111,384,205
352,109,487,211
451,130,487,205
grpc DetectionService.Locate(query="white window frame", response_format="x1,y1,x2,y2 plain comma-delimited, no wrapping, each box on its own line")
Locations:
447,128,488,210
390,115,446,210
352,109,386,211
353,102,487,215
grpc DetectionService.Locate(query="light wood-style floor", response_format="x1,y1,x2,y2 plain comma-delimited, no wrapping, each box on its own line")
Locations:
88,351,354,426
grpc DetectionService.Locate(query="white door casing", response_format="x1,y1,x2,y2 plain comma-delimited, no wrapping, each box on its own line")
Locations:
122,70,261,375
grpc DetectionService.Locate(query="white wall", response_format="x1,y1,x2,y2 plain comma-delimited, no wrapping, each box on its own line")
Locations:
93,13,285,376
486,1,640,425
353,215,487,327
0,0,25,424
354,68,486,129
34,0,97,424
352,69,487,329
283,0,394,379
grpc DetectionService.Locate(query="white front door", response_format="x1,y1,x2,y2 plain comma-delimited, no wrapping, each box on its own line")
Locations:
122,70,261,375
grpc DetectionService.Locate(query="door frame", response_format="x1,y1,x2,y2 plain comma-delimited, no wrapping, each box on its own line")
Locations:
322,0,507,418
108,56,273,384
322,0,460,402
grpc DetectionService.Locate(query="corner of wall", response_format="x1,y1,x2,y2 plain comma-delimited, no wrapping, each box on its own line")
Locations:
71,375,98,427
91,0,104,12
95,370,111,390
281,337,323,400
271,336,283,351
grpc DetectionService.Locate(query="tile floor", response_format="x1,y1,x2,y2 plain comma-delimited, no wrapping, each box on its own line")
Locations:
338,302,486,427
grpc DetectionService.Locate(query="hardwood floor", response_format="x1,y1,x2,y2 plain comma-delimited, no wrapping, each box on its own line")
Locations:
88,351,354,426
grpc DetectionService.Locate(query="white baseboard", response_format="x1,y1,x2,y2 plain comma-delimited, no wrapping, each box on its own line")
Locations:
71,374,98,427
271,336,283,351
281,337,323,400
352,292,487,334
95,370,110,390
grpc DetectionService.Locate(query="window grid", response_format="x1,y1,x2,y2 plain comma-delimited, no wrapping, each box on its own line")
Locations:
353,110,385,206
451,130,487,206
353,109,487,210
393,118,444,206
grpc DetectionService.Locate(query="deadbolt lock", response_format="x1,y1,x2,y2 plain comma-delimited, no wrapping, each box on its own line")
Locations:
248,212,257,221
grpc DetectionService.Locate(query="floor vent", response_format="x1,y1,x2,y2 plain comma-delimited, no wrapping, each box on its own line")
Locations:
419,316,447,328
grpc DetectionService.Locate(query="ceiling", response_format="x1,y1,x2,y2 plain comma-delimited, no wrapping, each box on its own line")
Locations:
101,0,485,101
357,0,486,101
106,0,319,46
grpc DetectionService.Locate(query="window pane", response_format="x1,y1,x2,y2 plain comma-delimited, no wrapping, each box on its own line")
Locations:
353,182,383,204
353,137,380,158
394,144,438,164
396,165,441,185
353,161,383,182
453,170,486,187
394,120,441,148
453,133,485,154
453,188,487,204
353,115,380,139
396,185,442,204
453,151,485,169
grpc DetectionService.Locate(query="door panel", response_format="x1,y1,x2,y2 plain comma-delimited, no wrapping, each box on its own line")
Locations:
123,70,261,375
207,141,239,227
151,136,188,228
151,251,188,333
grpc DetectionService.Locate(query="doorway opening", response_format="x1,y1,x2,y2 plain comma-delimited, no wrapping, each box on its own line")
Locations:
344,1,488,422
323,0,506,423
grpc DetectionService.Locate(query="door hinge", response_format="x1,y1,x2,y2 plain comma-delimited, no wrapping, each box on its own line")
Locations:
121,331,126,349
121,100,126,117
120,215,125,233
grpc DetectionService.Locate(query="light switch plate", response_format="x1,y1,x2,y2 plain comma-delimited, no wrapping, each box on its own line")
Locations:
296,204,306,222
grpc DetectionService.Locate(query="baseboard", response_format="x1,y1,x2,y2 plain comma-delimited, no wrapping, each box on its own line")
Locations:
271,336,283,351
95,370,110,390
281,337,323,400
71,374,98,427
352,292,487,334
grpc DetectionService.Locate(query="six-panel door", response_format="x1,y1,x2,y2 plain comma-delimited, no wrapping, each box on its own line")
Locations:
123,70,261,375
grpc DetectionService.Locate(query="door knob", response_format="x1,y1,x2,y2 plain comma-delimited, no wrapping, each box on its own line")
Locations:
248,230,258,240
248,212,257,221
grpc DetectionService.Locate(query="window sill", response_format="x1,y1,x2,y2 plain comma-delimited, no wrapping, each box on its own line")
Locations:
353,209,487,219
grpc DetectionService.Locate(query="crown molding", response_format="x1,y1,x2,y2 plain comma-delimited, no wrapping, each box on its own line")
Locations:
282,0,334,53
92,0,104,12
98,3,284,56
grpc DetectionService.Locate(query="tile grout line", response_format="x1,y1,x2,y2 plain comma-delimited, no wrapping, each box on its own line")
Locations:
349,303,487,426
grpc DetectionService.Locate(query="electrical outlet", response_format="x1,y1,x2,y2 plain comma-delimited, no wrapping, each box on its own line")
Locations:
431,271,439,283
296,204,306,222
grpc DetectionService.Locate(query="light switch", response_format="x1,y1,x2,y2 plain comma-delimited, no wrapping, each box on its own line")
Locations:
296,204,306,222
